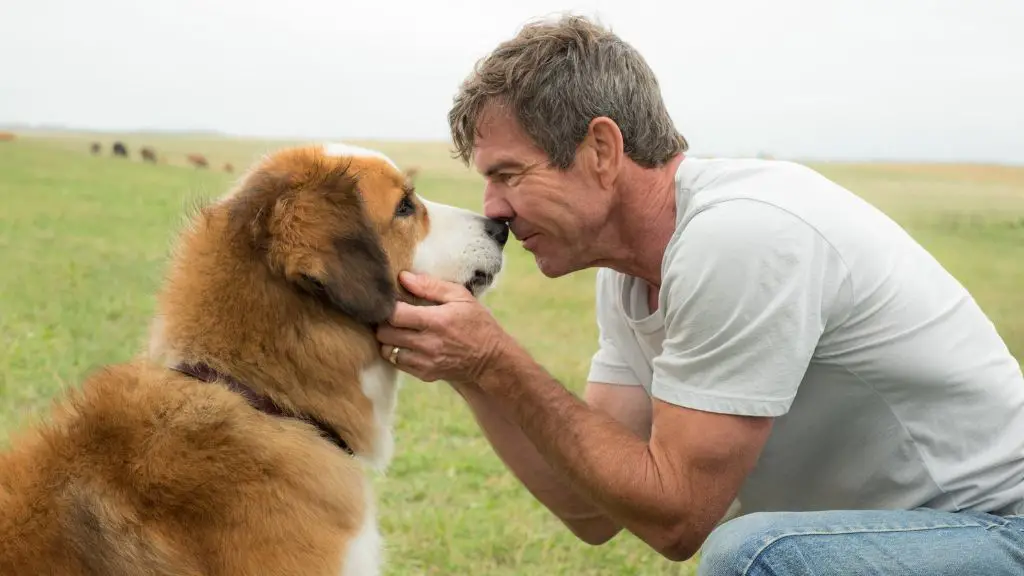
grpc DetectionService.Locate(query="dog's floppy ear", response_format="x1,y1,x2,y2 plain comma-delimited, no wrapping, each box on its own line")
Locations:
295,223,397,325
233,152,398,325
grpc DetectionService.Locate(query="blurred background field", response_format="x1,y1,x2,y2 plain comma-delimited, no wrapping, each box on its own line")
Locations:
1,132,1021,574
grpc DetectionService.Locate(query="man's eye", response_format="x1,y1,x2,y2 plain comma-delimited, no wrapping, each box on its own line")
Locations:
395,196,416,218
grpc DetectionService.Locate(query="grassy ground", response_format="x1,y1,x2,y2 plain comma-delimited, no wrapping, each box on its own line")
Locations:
1,133,1022,574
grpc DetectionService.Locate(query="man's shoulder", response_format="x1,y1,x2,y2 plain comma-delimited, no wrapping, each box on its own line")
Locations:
676,156,823,192
677,157,840,212
666,155,837,261
669,156,884,258
662,197,839,281
658,178,855,331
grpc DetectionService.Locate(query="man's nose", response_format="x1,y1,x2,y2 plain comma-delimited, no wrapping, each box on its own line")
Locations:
483,182,514,220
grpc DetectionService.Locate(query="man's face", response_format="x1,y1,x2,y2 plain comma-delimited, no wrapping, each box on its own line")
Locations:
472,105,611,278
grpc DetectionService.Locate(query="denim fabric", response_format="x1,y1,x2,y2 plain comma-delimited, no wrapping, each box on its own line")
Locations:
697,508,1024,575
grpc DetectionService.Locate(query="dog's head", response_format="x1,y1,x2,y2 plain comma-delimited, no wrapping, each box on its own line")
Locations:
224,143,507,325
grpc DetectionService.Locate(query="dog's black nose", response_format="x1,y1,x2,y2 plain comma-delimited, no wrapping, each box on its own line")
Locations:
484,218,509,246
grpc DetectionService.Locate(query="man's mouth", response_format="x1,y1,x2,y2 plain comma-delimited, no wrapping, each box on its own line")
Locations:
520,233,539,250
509,223,529,242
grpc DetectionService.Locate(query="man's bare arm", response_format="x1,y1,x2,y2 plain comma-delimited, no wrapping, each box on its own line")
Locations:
451,380,652,544
476,342,773,561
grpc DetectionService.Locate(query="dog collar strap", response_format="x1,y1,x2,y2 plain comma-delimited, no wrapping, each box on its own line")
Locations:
171,362,354,456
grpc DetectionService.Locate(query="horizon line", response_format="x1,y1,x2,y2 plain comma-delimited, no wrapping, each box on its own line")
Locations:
3,123,1022,169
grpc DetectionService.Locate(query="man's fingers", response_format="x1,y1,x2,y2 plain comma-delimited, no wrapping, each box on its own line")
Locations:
376,324,428,351
399,271,470,304
387,301,432,330
378,344,435,381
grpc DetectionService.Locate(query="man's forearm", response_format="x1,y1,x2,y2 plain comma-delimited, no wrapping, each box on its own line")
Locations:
451,381,622,544
475,341,700,559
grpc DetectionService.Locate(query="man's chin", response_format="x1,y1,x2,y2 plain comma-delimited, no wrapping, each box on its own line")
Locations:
533,254,574,279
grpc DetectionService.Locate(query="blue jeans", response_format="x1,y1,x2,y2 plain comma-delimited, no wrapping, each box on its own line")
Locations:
697,508,1024,575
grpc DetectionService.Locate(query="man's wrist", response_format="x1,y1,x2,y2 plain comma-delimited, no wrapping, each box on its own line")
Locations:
447,378,478,399
472,333,530,395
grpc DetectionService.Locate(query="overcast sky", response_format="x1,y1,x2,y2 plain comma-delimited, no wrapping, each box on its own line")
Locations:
2,0,1022,163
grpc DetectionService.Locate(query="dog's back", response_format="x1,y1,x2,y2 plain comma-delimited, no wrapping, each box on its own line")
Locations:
0,361,368,575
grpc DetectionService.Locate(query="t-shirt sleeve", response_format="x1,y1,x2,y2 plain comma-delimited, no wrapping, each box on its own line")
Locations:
587,269,644,387
652,200,848,417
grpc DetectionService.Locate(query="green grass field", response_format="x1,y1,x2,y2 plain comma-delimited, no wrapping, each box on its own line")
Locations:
1,133,1022,574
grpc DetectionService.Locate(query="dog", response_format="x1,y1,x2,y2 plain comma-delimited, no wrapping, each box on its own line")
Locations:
0,142,508,575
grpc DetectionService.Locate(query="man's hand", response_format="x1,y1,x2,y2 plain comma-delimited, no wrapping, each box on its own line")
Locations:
376,271,509,384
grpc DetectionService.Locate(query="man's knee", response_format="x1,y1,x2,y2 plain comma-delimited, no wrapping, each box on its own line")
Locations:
695,508,1024,576
696,512,798,576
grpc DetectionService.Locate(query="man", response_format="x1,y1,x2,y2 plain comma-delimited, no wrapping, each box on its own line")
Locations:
376,14,1024,575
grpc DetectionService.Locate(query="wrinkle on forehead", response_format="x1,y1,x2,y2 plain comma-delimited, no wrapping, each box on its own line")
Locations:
472,103,547,175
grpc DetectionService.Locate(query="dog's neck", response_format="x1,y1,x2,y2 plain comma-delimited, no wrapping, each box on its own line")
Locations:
170,361,355,456
148,209,399,471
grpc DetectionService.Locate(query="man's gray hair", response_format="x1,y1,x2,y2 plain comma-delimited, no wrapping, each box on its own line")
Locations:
448,14,687,170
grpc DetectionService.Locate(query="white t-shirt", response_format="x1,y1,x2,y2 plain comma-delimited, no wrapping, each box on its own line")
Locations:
588,156,1024,515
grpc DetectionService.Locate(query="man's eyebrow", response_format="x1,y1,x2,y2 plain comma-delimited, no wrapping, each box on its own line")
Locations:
483,161,523,178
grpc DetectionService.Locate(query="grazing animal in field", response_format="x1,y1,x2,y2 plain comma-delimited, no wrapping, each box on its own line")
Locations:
90,142,101,155
112,142,128,157
0,132,15,142
223,162,234,173
140,147,158,163
0,142,506,575
186,153,209,168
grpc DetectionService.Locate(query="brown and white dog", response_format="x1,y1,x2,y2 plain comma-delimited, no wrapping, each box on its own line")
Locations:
0,143,507,575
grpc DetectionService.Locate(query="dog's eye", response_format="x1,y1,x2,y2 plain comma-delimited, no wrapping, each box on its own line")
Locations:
394,196,416,218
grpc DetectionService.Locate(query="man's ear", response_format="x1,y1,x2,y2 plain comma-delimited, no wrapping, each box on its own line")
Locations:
295,226,397,325
584,116,624,189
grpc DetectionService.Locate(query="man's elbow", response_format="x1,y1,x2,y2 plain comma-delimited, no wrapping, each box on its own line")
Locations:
563,519,622,546
653,537,700,563
569,518,701,560
645,524,704,562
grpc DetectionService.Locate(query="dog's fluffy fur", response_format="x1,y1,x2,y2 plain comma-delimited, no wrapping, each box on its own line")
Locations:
0,143,506,575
